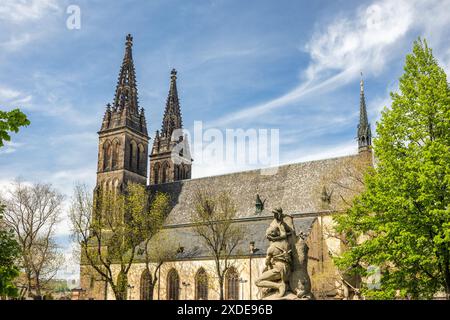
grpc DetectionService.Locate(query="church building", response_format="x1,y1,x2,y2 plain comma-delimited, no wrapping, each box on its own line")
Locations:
80,35,374,300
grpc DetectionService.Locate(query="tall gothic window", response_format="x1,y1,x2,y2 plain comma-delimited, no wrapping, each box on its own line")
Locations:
103,141,112,171
140,270,153,300
153,163,160,185
167,269,179,300
138,144,145,175
112,140,119,170
129,142,134,170
162,162,169,183
195,268,208,300
129,140,137,171
136,145,141,171
225,267,239,300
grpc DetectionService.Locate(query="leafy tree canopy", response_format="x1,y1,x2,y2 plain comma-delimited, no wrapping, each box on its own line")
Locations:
0,108,30,147
334,38,450,300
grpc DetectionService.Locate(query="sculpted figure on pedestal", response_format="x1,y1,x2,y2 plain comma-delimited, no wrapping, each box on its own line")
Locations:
255,208,314,300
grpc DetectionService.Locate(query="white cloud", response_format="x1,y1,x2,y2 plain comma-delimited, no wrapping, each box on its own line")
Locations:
0,141,25,155
211,0,450,128
0,33,33,50
0,86,33,106
0,0,59,23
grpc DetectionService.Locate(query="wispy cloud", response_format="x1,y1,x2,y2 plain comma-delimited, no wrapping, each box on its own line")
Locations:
0,0,59,23
0,86,33,107
0,141,25,155
210,0,450,128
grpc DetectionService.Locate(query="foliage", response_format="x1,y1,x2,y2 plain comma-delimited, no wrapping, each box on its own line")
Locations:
70,183,169,300
1,180,64,298
0,204,21,298
0,108,30,147
334,38,450,300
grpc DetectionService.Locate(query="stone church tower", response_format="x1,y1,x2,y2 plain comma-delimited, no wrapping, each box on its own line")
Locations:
96,34,149,192
149,69,192,185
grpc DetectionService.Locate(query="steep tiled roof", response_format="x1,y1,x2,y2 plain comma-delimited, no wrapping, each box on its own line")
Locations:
149,153,366,225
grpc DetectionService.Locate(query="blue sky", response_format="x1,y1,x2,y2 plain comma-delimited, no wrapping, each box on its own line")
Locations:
0,0,449,280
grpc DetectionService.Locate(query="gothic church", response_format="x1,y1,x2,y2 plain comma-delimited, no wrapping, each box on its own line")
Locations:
80,35,373,300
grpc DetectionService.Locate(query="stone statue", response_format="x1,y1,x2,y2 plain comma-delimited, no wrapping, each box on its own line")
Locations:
255,208,314,300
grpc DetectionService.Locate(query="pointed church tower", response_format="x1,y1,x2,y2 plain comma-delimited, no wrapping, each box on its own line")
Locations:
357,73,372,153
96,34,149,192
149,69,192,185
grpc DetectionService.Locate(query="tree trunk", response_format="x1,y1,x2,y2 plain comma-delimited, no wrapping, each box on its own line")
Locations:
35,276,41,298
214,259,225,300
219,278,224,300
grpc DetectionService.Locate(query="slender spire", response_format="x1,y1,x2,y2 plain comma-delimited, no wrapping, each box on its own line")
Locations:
161,68,183,138
113,34,139,114
358,72,372,152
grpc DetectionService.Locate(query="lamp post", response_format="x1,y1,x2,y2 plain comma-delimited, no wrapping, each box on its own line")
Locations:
239,278,248,300
249,241,259,300
182,282,191,300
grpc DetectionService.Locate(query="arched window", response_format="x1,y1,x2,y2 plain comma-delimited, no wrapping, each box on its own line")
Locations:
129,140,137,171
140,269,153,300
195,268,208,300
103,141,112,171
167,269,179,300
137,146,141,172
162,162,169,183
137,144,145,174
112,140,120,170
153,163,160,185
225,267,239,300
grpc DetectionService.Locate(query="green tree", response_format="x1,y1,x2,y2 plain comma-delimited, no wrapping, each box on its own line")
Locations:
0,204,21,299
0,107,28,299
334,38,450,300
70,183,169,300
0,108,30,147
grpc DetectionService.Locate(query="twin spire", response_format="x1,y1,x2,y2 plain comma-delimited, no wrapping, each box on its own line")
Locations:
357,72,372,152
105,35,371,155
161,68,183,138
100,34,147,136
113,34,140,114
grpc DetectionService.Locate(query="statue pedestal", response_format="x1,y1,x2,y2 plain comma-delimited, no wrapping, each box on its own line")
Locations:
261,292,313,300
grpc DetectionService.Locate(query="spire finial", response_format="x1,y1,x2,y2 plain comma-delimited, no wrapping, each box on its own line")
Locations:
126,34,133,48
360,71,364,93
171,68,177,80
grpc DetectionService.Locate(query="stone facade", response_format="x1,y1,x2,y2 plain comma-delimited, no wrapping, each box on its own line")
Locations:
80,34,373,300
